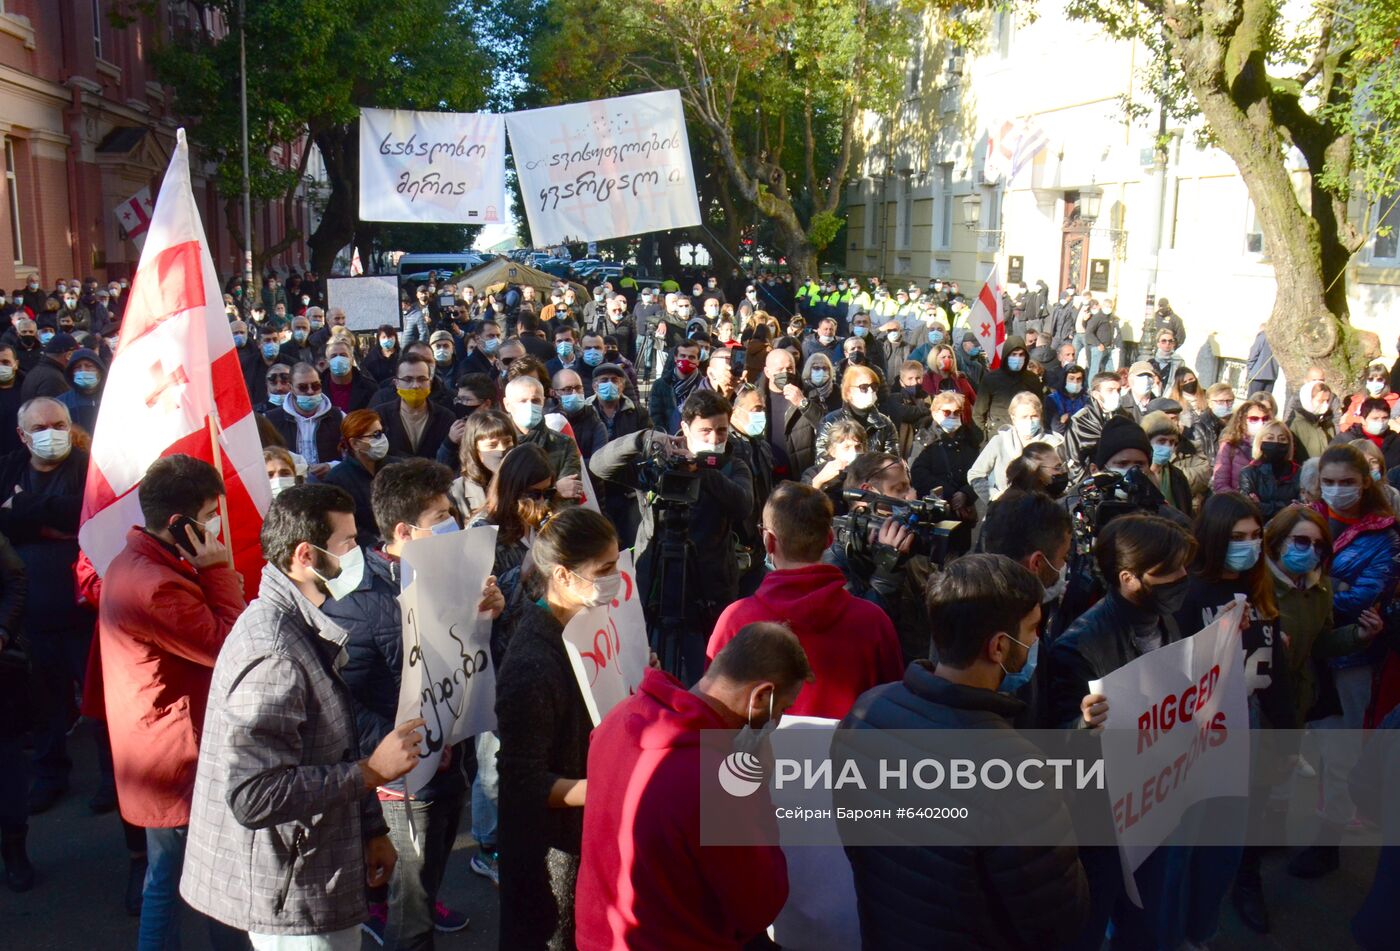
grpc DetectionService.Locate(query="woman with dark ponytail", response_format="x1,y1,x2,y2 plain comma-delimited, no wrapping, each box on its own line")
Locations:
495,506,620,950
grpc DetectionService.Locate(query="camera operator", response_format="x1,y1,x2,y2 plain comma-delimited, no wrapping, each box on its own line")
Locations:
823,452,938,664
589,389,754,684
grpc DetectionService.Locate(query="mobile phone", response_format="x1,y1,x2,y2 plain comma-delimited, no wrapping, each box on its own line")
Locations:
171,515,205,558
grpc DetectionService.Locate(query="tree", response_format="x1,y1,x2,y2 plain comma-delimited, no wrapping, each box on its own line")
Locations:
116,0,494,278
521,0,937,281
1066,0,1400,385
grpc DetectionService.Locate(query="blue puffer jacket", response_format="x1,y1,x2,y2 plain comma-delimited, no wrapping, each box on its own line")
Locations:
320,547,466,800
1315,503,1400,669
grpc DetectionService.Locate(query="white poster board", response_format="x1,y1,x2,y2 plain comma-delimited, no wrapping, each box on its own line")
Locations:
359,108,506,224
506,90,702,245
560,549,648,725
327,275,400,332
1090,596,1250,903
394,525,498,794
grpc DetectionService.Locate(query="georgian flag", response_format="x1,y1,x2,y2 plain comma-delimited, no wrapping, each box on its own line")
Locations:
968,263,1006,370
80,130,270,589
984,117,1049,184
113,187,156,249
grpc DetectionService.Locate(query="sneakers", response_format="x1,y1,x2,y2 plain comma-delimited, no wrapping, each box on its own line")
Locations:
433,902,470,933
470,849,499,886
360,901,388,946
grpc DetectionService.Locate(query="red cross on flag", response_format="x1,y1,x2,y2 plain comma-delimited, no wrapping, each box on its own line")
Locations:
968,263,1006,370
80,130,270,590
113,186,155,249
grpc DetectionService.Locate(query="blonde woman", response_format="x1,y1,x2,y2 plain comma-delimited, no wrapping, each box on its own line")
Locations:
920,344,977,427
1238,419,1300,517
813,364,896,464
967,391,1064,505
1212,396,1275,492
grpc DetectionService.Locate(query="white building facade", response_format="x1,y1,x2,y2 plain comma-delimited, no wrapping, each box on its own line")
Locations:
844,7,1399,370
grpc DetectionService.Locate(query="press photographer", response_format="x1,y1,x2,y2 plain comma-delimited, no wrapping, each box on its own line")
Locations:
826,452,951,663
589,389,754,683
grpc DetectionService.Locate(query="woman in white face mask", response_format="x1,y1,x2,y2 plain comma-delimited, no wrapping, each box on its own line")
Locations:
813,365,897,465
320,409,396,545
264,447,300,497
494,506,620,951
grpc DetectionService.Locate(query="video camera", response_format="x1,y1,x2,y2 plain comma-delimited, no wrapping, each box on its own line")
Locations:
1070,467,1164,557
635,438,724,506
833,488,959,563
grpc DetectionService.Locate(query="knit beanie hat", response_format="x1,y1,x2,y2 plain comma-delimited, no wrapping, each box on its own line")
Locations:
1095,416,1152,468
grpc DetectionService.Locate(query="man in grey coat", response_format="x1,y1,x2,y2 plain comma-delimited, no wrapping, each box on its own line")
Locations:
181,485,425,950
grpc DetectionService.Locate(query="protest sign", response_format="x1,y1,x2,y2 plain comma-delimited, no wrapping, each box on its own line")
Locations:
506,90,702,245
359,108,506,224
560,549,648,725
545,412,600,513
394,525,498,794
1090,596,1250,902
326,275,399,331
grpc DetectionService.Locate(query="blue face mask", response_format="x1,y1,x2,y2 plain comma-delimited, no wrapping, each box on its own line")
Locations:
928,330,945,345
380,337,396,352
1007,354,1026,372
1065,380,1082,395
744,411,767,437
328,355,351,376
261,342,280,359
968,345,982,357
483,336,501,354
556,342,574,360
1224,539,1261,572
853,326,868,338
1280,543,1320,576
293,330,308,343
294,394,321,413
39,331,55,345
73,370,99,390
233,334,247,348
559,393,585,413
1210,403,1233,419
596,381,620,402
582,347,603,366
811,369,829,385
1151,443,1174,466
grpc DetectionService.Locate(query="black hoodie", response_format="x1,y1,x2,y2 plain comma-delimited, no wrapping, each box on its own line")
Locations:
972,334,1043,435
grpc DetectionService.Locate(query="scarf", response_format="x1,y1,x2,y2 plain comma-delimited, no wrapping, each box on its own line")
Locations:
673,367,701,406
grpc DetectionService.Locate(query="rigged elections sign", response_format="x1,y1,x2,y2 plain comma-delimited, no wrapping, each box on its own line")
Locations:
359,108,506,224
506,90,702,245
394,525,498,794
561,549,648,725
1090,597,1250,901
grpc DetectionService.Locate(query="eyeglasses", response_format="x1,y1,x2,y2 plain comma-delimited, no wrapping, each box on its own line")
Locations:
1286,535,1327,556
851,383,876,393
397,375,432,387
293,381,322,394
556,385,584,396
501,356,518,367
266,373,291,383
1245,414,1271,423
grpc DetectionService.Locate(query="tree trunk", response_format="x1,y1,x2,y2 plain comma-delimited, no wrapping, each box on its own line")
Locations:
1163,0,1366,390
308,123,358,276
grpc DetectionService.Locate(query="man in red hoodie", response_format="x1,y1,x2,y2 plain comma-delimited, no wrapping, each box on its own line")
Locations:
576,622,813,951
707,481,904,719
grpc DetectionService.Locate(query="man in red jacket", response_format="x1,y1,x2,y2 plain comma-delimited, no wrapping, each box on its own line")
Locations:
576,621,813,951
707,481,904,719
99,454,247,949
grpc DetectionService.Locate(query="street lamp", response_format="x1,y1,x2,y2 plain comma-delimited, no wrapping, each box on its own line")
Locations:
1078,184,1104,224
960,191,1004,249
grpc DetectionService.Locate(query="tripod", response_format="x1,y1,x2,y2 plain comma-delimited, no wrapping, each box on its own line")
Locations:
651,500,703,684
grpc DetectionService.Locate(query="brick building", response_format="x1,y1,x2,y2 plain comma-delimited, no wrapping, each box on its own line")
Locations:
0,1,316,291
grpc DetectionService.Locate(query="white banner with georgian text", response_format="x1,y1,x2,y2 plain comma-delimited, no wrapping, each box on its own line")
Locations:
359,108,506,224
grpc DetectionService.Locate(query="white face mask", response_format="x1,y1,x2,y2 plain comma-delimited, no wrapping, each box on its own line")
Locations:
571,569,622,608
28,428,71,461
850,389,878,410
1041,556,1068,603
311,544,365,601
269,475,297,497
1099,390,1122,413
510,402,544,431
363,432,390,460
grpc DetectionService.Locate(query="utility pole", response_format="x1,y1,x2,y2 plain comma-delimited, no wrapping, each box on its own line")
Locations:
239,0,253,289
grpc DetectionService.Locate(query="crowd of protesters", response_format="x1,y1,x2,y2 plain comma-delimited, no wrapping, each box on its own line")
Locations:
2,261,1400,951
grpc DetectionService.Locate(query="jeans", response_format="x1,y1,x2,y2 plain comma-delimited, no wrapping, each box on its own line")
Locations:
28,625,93,788
247,928,359,951
1318,663,1373,826
382,792,465,950
471,733,499,852
140,826,248,951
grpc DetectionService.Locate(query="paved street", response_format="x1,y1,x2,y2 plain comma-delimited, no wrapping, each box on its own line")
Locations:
0,721,1381,949
0,721,500,950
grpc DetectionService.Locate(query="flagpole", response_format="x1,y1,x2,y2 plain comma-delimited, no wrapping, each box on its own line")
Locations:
208,411,235,569
239,0,253,291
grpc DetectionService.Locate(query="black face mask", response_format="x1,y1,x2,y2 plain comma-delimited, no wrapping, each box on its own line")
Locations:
1046,473,1070,498
1260,442,1289,464
1179,379,1199,395
847,351,866,365
1141,575,1190,616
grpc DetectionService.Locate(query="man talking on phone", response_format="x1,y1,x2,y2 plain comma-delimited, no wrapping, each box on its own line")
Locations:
98,454,248,949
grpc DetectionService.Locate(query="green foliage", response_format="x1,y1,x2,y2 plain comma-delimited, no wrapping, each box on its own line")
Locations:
806,210,844,251
370,223,480,256
1320,0,1400,204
